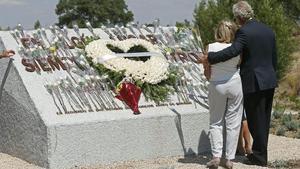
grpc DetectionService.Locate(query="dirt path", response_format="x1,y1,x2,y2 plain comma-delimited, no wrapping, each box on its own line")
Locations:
0,134,299,169
0,153,42,169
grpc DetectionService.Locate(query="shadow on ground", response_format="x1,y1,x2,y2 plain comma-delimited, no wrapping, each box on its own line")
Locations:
178,154,210,166
177,153,249,166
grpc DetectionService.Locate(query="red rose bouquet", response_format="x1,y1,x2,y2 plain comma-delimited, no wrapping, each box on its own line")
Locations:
115,81,141,115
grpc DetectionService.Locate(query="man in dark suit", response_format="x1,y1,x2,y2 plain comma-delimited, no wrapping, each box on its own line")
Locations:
200,1,277,166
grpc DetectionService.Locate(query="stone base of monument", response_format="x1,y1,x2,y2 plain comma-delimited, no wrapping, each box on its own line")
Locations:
0,28,210,169
0,58,209,169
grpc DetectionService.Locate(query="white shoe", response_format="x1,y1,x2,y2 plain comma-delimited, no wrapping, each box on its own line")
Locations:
206,157,220,169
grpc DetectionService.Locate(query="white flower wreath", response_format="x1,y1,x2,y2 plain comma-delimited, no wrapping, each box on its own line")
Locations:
85,39,169,84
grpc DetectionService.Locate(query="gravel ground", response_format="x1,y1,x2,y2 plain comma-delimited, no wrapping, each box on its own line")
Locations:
0,134,299,169
0,153,41,169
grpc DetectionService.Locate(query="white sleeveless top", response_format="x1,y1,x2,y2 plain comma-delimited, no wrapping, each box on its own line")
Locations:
208,42,240,82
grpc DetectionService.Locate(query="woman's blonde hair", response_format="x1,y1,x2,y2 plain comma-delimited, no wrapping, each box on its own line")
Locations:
214,20,237,43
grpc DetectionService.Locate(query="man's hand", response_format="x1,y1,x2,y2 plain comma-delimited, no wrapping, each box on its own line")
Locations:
196,52,211,80
0,50,15,59
195,52,209,64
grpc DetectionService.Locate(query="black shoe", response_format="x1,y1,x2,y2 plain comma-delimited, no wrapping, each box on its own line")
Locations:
245,154,267,167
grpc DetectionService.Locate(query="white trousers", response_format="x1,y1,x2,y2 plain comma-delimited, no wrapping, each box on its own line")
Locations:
208,73,243,160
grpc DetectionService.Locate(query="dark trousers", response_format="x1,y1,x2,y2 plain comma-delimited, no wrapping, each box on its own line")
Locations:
244,88,275,165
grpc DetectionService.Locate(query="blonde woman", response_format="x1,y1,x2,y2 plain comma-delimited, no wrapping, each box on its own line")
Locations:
205,20,243,169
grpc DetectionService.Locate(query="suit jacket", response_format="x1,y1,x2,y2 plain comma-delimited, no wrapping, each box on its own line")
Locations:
208,19,277,94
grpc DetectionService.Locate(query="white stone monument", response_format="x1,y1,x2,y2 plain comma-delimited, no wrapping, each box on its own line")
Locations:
0,26,210,169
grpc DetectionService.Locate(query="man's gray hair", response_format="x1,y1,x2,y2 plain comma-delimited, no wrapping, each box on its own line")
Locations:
232,1,254,20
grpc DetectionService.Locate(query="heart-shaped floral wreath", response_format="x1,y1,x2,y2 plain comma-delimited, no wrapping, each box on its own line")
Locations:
84,38,177,102
85,39,169,84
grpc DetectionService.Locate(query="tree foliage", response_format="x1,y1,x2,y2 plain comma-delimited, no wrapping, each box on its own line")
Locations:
0,26,11,31
175,19,191,28
34,20,41,29
55,0,134,28
277,0,300,22
194,0,296,78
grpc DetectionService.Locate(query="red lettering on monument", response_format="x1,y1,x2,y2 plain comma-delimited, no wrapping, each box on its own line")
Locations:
146,35,158,44
21,59,36,72
34,60,41,72
36,59,52,71
22,57,71,73
20,37,44,49
127,35,136,39
168,51,200,63
139,35,147,40
187,52,200,63
48,57,61,71
177,51,188,62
